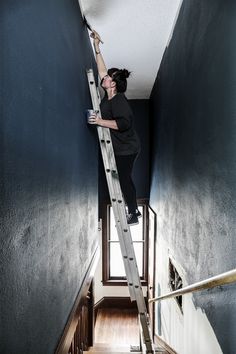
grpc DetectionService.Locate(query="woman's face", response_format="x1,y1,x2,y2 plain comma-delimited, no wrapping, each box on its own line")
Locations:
101,74,116,90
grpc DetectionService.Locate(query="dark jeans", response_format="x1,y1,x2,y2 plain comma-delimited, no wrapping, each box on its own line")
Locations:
115,153,138,214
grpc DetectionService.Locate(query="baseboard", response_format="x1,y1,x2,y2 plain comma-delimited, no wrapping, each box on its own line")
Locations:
94,296,139,321
154,334,178,354
55,245,100,354
95,296,139,310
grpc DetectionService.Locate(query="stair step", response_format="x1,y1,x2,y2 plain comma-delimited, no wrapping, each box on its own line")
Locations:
84,351,168,354
84,351,140,354
84,352,140,354
85,344,137,352
84,344,169,353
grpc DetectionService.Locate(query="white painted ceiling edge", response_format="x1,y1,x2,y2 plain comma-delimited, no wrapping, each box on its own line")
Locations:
79,0,183,99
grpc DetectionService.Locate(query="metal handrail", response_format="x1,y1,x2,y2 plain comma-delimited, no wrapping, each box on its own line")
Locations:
149,268,236,303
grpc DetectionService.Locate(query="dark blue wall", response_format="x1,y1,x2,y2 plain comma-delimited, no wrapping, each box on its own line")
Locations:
0,1,98,353
150,0,236,352
130,100,150,199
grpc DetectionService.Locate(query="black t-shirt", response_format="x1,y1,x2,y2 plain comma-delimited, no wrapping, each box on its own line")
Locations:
100,93,141,156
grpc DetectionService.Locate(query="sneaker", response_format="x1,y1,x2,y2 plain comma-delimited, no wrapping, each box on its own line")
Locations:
135,209,142,218
127,213,139,226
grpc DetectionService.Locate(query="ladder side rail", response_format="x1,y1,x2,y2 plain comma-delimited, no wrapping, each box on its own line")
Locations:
86,69,154,353
100,134,154,352
97,128,140,299
100,128,147,304
102,133,154,351
139,314,154,353
102,131,145,283
99,137,137,300
87,68,149,311
103,137,148,308
86,70,141,299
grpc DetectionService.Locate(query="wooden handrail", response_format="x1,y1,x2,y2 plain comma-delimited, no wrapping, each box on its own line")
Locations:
149,268,236,303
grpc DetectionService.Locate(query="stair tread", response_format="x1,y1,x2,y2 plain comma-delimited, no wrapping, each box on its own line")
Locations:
84,345,168,353
85,347,136,352
84,351,140,354
84,352,140,354
91,344,134,349
85,344,140,352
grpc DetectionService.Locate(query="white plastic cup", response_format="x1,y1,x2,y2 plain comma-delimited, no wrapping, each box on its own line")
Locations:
86,109,98,124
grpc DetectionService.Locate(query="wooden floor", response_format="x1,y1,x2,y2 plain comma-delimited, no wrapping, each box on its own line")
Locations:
94,308,139,346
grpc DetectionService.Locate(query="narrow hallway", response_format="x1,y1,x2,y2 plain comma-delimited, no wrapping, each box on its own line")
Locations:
2,1,236,354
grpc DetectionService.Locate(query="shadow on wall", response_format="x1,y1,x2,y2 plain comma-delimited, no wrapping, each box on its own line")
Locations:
150,0,236,352
0,1,99,354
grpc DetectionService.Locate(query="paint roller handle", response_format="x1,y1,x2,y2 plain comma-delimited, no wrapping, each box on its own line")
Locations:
90,30,104,45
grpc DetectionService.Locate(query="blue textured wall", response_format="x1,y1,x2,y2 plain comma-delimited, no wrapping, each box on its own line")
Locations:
0,1,98,353
130,100,150,199
150,0,236,352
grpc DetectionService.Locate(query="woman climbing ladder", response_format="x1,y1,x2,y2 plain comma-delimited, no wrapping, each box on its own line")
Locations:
88,30,141,226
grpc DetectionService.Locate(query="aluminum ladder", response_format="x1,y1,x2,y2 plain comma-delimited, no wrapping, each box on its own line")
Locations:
86,69,155,353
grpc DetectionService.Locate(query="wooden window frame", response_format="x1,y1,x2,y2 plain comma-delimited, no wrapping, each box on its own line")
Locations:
102,199,149,286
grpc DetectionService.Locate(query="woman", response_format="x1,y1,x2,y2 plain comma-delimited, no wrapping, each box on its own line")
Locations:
88,30,141,226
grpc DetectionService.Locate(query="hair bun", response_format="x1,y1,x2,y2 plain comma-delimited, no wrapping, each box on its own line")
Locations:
121,69,131,79
108,67,131,92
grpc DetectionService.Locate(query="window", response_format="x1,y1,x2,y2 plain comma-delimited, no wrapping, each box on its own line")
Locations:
169,259,183,311
102,200,148,285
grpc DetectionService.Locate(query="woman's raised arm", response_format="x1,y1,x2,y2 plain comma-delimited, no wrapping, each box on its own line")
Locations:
90,30,107,79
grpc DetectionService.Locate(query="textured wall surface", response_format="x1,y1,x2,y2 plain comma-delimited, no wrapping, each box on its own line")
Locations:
0,1,98,353
150,0,236,352
130,100,150,198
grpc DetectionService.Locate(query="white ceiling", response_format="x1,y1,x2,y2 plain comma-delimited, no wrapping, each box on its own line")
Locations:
79,0,182,99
